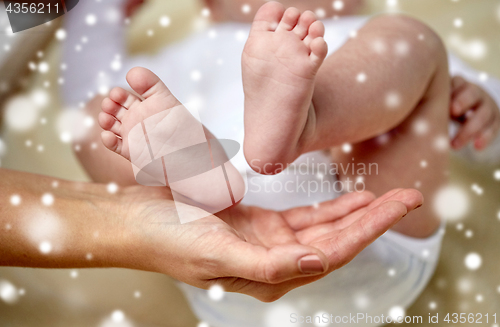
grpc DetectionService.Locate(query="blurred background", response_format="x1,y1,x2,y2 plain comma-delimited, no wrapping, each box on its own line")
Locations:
0,0,499,326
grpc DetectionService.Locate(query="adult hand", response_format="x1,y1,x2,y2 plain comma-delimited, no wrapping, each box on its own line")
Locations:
122,186,422,302
0,169,421,302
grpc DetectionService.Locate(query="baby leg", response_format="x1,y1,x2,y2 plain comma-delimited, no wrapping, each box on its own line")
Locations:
310,15,450,151
319,15,450,238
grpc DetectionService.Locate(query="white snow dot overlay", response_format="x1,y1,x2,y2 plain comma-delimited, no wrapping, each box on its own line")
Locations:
55,29,67,41
5,95,41,132
494,169,500,180
41,193,54,206
242,4,251,14
385,91,401,109
159,16,171,27
356,72,367,83
10,194,21,206
208,284,225,301
191,70,202,81
86,14,97,26
342,143,352,153
464,252,482,270
111,310,125,323
107,183,119,194
38,62,49,74
314,311,330,326
39,241,52,254
388,306,405,321
432,186,469,221
0,280,19,304
333,0,344,11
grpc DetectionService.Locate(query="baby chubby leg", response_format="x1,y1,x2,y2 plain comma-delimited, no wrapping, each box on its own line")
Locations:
242,11,449,236
324,15,450,238
310,14,450,151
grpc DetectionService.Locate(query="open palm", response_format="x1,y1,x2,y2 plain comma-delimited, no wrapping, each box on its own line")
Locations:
123,186,422,302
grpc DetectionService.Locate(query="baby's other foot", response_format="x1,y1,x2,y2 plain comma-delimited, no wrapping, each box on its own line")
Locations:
242,1,328,174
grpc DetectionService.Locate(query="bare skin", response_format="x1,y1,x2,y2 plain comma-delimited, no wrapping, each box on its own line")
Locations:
98,67,245,212
109,0,499,241
78,4,444,239
242,3,450,237
450,76,500,150
316,15,451,238
0,169,422,302
242,3,328,171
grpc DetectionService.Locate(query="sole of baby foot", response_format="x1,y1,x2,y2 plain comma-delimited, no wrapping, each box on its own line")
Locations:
242,2,328,174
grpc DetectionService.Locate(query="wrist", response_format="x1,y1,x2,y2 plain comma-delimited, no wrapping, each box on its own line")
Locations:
51,181,134,270
85,185,150,271
104,186,177,274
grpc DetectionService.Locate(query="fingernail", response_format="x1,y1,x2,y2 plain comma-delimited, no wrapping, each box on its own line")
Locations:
298,255,325,274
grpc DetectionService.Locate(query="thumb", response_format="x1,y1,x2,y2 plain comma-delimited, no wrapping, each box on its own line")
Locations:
220,242,328,284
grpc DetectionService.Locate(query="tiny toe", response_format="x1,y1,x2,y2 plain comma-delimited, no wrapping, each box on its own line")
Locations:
98,112,121,135
277,7,301,32
126,67,169,99
310,37,328,65
101,131,122,154
293,11,317,39
102,97,127,121
309,20,325,38
251,1,286,32
304,21,326,46
109,87,141,110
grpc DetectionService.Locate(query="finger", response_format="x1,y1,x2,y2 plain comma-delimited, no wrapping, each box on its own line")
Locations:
211,276,289,303
452,104,494,149
296,189,423,244
474,115,500,150
312,200,409,270
214,272,322,302
282,191,376,230
367,188,423,211
348,188,423,223
451,76,467,94
451,83,483,117
218,240,329,285
225,192,422,301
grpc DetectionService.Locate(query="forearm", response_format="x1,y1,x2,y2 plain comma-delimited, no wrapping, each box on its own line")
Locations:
0,169,131,269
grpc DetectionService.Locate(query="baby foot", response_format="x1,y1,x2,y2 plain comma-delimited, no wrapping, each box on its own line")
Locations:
99,67,245,219
242,2,328,174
